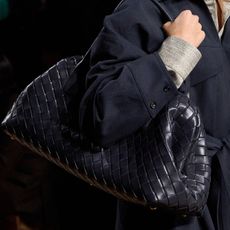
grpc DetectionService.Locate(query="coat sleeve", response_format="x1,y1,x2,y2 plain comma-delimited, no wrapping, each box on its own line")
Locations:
79,0,178,147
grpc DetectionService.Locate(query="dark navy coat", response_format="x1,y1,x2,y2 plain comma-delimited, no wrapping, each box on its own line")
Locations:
67,0,230,229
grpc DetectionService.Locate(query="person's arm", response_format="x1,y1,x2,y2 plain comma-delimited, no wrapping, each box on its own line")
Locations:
158,10,204,88
78,1,204,147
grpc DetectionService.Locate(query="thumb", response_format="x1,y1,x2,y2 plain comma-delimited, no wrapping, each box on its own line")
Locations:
162,21,172,30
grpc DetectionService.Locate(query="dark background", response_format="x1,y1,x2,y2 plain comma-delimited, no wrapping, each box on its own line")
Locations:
0,0,120,87
0,0,120,229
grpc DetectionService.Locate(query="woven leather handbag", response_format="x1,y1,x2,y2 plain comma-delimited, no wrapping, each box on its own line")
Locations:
1,55,211,215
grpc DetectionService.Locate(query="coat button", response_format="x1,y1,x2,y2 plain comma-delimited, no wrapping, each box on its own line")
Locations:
163,86,170,92
150,102,157,109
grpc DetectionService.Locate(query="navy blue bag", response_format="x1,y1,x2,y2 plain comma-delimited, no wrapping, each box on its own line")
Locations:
1,55,211,215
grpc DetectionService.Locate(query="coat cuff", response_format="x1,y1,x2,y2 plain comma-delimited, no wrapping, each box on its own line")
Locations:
126,52,178,119
158,36,202,88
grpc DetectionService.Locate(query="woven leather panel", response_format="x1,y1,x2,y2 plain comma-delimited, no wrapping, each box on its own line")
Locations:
1,56,211,215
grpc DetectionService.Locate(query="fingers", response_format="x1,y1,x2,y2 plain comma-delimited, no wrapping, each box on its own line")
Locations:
162,10,205,47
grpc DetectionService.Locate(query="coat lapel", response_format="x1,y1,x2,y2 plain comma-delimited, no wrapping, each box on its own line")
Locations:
221,17,230,48
151,0,191,20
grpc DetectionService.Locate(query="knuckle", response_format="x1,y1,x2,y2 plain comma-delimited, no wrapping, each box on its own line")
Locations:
201,31,206,38
197,22,202,30
163,22,170,29
183,10,192,15
164,21,170,26
193,15,199,21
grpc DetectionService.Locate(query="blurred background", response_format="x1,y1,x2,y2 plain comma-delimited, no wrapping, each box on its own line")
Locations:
0,0,120,229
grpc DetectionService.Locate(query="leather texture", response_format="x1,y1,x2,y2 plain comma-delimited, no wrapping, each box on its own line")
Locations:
1,56,211,215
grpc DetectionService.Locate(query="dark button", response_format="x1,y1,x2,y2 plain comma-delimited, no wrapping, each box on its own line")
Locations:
163,86,170,92
150,102,157,109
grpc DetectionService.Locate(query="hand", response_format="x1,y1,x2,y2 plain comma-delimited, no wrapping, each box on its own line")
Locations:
162,10,205,48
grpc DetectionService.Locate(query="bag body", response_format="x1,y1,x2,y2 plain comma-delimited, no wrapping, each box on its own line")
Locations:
1,56,211,215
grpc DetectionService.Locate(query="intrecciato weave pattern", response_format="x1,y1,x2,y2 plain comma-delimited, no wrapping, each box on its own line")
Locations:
1,57,211,215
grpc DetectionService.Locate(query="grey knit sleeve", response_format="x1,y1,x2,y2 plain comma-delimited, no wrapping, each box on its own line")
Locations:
158,36,202,88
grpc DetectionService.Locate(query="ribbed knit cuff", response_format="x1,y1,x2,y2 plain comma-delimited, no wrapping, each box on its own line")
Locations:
158,36,202,88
